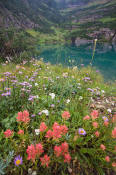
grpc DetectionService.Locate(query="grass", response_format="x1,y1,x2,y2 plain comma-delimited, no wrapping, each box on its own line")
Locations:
26,27,67,44
26,29,39,38
99,17,116,23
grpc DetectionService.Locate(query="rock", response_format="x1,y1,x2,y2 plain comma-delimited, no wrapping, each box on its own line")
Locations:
95,104,106,110
28,168,32,175
88,28,116,43
90,104,95,108
75,37,92,46
68,166,73,173
32,171,37,175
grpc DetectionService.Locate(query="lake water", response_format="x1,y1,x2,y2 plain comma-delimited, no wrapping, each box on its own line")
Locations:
38,43,116,81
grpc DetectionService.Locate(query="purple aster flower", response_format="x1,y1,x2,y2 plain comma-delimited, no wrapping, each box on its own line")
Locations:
1,91,11,96
87,88,94,92
78,128,86,136
51,104,55,108
28,97,33,101
0,78,5,82
84,77,90,80
31,114,35,117
4,72,11,76
25,76,28,79
6,91,11,96
102,116,108,122
26,90,31,93
1,93,6,96
11,80,18,83
14,155,23,166
4,87,11,91
18,71,22,74
96,70,99,73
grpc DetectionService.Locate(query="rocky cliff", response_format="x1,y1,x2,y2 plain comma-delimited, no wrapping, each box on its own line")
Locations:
61,0,116,44
0,0,61,30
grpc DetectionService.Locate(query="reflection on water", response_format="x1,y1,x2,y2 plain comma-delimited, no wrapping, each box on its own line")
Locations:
38,43,116,81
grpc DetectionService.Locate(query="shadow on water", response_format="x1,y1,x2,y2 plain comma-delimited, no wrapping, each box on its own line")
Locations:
37,43,116,81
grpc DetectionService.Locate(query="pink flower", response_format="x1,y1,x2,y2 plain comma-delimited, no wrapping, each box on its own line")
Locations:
104,121,109,127
112,128,116,138
64,153,71,163
26,143,44,162
23,110,29,117
45,130,53,138
18,130,24,135
112,115,116,123
94,131,100,137
62,111,70,120
60,125,68,135
40,122,47,132
83,115,90,120
53,128,62,139
105,156,110,162
91,110,99,120
40,155,50,167
61,142,69,155
35,143,44,156
17,110,30,123
52,122,62,139
26,144,36,162
4,129,13,138
52,122,59,129
112,162,116,167
17,112,23,122
54,145,62,157
100,144,106,151
92,122,99,128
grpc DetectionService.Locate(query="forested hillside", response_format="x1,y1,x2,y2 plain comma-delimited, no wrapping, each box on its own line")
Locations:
0,0,61,30
0,0,116,61
60,0,116,44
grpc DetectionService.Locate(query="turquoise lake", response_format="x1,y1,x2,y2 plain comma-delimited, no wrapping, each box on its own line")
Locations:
38,43,116,81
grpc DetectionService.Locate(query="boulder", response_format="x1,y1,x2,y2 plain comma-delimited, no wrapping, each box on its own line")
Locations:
75,37,92,46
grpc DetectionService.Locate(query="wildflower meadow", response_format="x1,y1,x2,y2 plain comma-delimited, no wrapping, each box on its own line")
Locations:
0,60,116,175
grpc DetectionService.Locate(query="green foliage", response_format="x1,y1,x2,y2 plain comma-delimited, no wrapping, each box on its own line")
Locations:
0,28,39,63
0,0,62,30
0,151,14,175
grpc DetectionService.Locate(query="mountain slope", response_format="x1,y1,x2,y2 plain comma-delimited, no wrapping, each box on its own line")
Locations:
0,0,61,31
60,0,116,43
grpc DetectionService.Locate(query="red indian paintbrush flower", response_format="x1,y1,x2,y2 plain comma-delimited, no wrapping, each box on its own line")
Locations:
112,128,116,138
94,131,100,137
91,110,99,120
17,110,30,123
54,145,62,157
4,129,13,138
100,144,106,151
83,115,90,120
40,155,50,167
26,143,44,162
105,156,110,162
92,122,99,128
18,130,24,135
62,111,70,120
64,153,71,163
40,122,47,132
